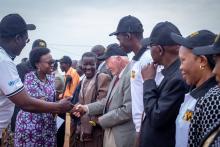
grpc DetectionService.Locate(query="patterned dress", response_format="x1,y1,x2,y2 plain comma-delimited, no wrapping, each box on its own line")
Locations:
188,85,220,147
14,71,57,147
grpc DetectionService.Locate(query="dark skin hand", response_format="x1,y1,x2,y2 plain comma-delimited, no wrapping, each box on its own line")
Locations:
9,89,73,114
141,62,158,81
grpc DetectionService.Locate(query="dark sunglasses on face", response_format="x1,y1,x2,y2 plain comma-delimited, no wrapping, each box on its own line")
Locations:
41,59,55,66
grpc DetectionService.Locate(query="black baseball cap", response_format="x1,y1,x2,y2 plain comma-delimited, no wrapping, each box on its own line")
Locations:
109,15,143,36
59,56,72,65
32,39,47,49
149,21,181,46
193,34,220,55
97,43,127,60
0,13,36,37
171,30,216,49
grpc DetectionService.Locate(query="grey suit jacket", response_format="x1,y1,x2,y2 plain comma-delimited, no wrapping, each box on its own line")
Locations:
87,64,135,147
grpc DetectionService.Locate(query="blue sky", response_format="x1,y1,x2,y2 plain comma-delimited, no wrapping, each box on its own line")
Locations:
0,0,220,63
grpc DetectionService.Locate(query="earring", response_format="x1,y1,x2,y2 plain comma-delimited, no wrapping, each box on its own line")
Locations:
200,65,205,70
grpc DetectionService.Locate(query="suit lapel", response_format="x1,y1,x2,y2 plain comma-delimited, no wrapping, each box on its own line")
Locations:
106,76,118,98
107,80,120,102
103,76,118,113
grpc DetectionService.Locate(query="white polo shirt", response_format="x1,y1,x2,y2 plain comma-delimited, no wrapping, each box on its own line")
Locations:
0,47,24,138
130,49,164,132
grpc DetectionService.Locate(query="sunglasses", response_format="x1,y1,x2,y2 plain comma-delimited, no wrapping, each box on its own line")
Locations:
41,59,55,65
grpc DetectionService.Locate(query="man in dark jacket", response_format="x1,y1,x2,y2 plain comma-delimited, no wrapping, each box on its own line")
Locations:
140,21,188,147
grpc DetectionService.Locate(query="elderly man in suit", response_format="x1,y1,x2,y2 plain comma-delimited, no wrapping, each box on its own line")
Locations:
72,43,135,147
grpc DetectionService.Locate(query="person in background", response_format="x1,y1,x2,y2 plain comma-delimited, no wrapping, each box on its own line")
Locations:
16,39,47,82
76,59,84,78
14,47,57,146
53,61,64,100
58,56,80,146
71,59,78,69
0,13,72,146
74,52,111,147
59,56,80,99
91,45,105,69
140,21,188,147
91,44,112,77
171,30,217,147
186,34,220,147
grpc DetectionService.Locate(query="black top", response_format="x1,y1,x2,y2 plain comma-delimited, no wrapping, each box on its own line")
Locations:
140,59,188,147
16,60,34,82
190,76,217,100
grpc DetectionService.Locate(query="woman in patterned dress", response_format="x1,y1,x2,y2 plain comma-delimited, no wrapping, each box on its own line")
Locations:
14,48,57,146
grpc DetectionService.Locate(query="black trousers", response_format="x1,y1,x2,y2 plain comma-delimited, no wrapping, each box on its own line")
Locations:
57,113,65,147
0,138,1,145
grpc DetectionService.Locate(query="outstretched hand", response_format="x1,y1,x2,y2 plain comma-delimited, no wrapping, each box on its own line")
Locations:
57,97,73,113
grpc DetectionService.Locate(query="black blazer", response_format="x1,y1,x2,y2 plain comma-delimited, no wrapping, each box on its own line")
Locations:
140,59,188,147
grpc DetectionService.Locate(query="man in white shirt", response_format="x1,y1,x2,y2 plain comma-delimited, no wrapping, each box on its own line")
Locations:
0,13,72,143
109,15,164,146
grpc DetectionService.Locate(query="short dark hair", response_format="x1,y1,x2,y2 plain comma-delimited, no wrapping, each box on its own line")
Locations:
59,56,72,66
29,47,50,69
91,45,105,56
204,55,215,70
81,52,97,61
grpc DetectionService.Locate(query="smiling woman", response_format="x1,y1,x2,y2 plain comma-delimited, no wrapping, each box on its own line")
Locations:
14,47,57,147
171,30,218,147
186,34,220,147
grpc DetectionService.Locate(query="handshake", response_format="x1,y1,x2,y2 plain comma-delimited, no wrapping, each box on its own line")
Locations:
71,104,88,117
71,104,100,126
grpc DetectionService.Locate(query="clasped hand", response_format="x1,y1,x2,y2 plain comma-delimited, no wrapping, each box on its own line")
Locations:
71,103,87,117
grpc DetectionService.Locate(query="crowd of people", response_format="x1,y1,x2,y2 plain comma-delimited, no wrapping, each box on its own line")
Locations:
0,13,219,147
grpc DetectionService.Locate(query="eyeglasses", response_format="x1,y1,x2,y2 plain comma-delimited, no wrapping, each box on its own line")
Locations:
41,60,55,66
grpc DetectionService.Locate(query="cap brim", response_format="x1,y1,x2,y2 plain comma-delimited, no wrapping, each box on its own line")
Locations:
192,45,220,55
109,31,118,36
171,32,193,49
97,54,109,61
26,24,36,30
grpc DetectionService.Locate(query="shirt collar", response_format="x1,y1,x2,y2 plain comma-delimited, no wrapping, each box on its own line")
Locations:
161,59,180,76
190,76,217,99
132,47,148,61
